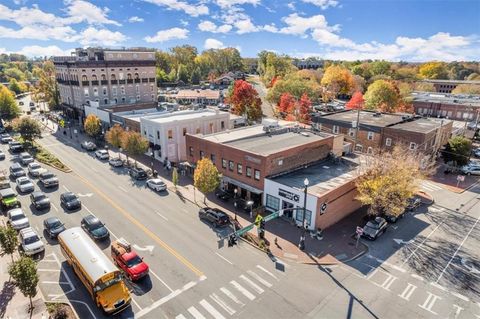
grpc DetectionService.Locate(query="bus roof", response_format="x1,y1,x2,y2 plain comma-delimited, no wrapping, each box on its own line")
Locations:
59,227,117,283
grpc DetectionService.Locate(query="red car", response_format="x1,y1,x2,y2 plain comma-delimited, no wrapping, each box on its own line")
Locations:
111,239,149,281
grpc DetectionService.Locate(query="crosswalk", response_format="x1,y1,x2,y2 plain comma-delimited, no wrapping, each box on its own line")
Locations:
175,265,277,319
420,181,443,192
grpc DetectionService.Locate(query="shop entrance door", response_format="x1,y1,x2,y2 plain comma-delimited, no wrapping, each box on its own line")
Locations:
282,201,294,219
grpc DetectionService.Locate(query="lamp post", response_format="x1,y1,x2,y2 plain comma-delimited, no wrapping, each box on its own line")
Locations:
233,188,238,220
299,177,309,251
247,200,254,219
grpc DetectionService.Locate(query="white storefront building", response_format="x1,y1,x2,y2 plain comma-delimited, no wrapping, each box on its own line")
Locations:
140,109,230,163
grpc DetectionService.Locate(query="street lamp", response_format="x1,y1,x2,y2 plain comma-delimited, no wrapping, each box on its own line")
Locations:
299,177,309,251
247,200,254,219
233,188,238,221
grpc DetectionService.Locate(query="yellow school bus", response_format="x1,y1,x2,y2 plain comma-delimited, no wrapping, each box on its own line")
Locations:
58,227,131,314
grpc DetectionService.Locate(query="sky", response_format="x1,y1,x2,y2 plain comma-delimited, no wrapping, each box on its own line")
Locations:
0,0,479,61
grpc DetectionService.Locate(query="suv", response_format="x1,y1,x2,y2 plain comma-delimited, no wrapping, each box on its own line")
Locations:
20,227,45,256
7,208,29,230
8,141,23,153
129,167,148,180
30,191,50,210
81,141,97,151
461,163,480,176
198,208,230,227
39,171,59,188
19,152,34,165
9,163,26,178
362,217,388,240
0,188,20,211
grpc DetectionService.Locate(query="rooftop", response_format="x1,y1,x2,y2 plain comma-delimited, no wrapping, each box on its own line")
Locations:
175,89,221,99
316,110,405,127
412,91,480,106
141,109,227,124
421,79,480,85
270,157,360,197
389,118,451,133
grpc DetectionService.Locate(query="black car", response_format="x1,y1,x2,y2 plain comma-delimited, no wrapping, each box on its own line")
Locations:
81,141,97,151
9,141,23,153
129,167,148,180
0,150,5,160
43,217,66,239
361,217,388,240
215,189,232,201
81,214,109,240
30,191,50,210
60,192,81,210
198,208,230,227
39,171,59,188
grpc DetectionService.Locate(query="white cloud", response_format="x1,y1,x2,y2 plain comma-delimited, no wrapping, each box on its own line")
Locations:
0,3,65,27
180,19,189,26
279,13,331,36
287,2,296,10
74,27,127,46
234,18,258,34
198,20,232,33
302,0,338,10
63,0,121,26
144,27,189,43
204,38,224,49
0,25,77,41
128,16,144,23
17,45,73,57
142,0,208,17
214,0,260,8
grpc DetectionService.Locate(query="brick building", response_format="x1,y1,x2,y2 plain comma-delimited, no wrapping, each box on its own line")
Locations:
420,79,480,94
312,110,452,154
412,91,480,121
185,123,343,206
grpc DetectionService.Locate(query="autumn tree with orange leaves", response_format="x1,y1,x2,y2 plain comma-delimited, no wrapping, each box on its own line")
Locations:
227,80,263,123
346,92,365,110
277,92,312,124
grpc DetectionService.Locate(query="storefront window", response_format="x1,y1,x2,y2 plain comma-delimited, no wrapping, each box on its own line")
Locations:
266,195,280,212
296,208,312,227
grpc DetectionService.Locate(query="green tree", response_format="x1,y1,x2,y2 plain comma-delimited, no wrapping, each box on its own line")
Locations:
8,256,39,310
4,67,25,81
369,61,391,77
0,225,18,262
105,124,125,148
8,79,23,95
12,117,41,146
194,158,220,204
190,67,201,85
267,71,321,105
172,167,179,190
84,114,101,138
0,84,21,121
121,131,149,166
176,64,189,83
443,136,471,167
418,62,448,79
364,80,400,113
35,61,60,110
452,84,480,95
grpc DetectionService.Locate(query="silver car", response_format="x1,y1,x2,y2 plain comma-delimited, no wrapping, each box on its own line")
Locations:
19,227,45,256
7,208,29,230
19,152,34,166
28,162,46,177
16,176,34,193
461,164,480,176
95,149,109,160
146,178,167,192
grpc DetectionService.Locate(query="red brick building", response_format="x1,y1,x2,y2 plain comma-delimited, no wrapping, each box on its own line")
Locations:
420,79,480,94
412,92,480,121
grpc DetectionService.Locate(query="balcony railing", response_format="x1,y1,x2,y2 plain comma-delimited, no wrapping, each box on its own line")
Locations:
70,80,79,86
141,78,148,83
119,79,126,84
148,78,156,83
91,80,99,86
134,79,140,83
101,80,108,85
81,81,89,86
111,80,118,85
127,79,133,84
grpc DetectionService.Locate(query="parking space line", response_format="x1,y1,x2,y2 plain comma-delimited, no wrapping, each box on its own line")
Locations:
451,292,470,302
38,269,61,272
149,269,174,293
215,252,233,265
51,203,58,212
118,186,127,193
156,212,168,221
131,297,143,311
418,292,441,315
62,185,70,192
402,222,443,267
42,280,70,285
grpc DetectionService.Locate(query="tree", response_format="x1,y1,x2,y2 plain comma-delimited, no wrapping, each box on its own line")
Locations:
369,61,391,77
84,114,101,138
0,225,18,262
321,65,356,98
452,84,480,95
8,256,39,310
190,67,201,85
267,71,322,105
172,167,179,190
414,82,436,92
35,61,60,110
176,64,189,83
0,85,20,121
355,145,433,218
121,131,149,165
227,80,263,123
443,136,471,167
298,93,312,124
8,79,24,95
105,124,125,148
418,62,448,79
277,92,296,116
364,80,400,113
12,117,41,145
346,92,364,110
194,158,220,204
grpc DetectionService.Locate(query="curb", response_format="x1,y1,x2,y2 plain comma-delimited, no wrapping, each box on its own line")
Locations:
339,242,369,263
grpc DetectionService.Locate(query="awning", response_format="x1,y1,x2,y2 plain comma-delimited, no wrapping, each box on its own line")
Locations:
222,176,263,195
180,161,195,168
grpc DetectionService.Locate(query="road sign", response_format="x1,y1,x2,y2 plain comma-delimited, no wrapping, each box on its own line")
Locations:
263,211,282,222
356,226,363,235
59,119,65,128
235,224,254,237
320,202,327,215
457,175,465,182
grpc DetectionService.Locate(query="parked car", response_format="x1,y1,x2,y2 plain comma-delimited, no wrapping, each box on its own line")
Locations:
8,141,23,153
405,197,421,211
146,178,167,192
19,152,34,165
0,150,5,160
81,214,109,240
29,102,34,107
30,191,50,210
129,167,148,180
361,217,388,240
43,217,66,239
0,188,20,211
198,208,230,227
473,148,480,158
60,192,81,210
19,101,24,106
109,157,123,167
81,141,97,151
9,163,26,178
95,149,109,160
19,227,45,256
39,171,59,188
461,163,480,176
111,239,149,281
215,189,232,201
1,134,13,144
16,176,34,193
28,162,46,177
7,208,29,230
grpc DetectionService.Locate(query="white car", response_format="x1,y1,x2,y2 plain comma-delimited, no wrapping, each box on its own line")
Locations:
108,157,123,167
146,178,167,192
95,149,109,160
19,227,45,256
461,164,480,176
7,208,29,230
28,162,46,177
16,176,34,193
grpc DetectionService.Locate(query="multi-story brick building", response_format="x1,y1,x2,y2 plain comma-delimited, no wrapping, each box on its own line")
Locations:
420,79,480,94
412,91,480,121
312,110,452,154
53,47,157,122
185,123,344,206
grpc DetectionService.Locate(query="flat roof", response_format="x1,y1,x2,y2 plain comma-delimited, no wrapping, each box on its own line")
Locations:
389,118,451,133
318,110,404,127
175,89,220,99
142,109,226,124
412,91,480,106
421,79,480,85
270,157,360,196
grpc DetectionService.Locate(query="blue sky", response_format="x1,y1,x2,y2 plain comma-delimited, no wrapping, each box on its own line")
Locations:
0,0,479,61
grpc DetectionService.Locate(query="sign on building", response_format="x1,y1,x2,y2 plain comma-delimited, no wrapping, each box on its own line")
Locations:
278,188,300,202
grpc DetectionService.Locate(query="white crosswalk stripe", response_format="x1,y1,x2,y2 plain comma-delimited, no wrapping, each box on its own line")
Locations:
210,293,236,315
220,287,245,307
175,315,187,319
188,306,206,319
230,280,256,300
421,181,442,191
256,265,280,281
247,270,273,287
200,299,226,319
240,274,264,294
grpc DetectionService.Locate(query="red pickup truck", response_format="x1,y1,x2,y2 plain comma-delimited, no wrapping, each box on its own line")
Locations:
111,239,149,281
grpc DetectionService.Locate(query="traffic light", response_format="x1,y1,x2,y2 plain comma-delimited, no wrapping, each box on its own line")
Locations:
259,220,265,230
228,234,237,247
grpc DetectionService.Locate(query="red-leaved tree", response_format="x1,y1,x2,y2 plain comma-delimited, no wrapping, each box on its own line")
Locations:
277,92,296,116
298,93,312,124
227,80,263,123
346,91,365,110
